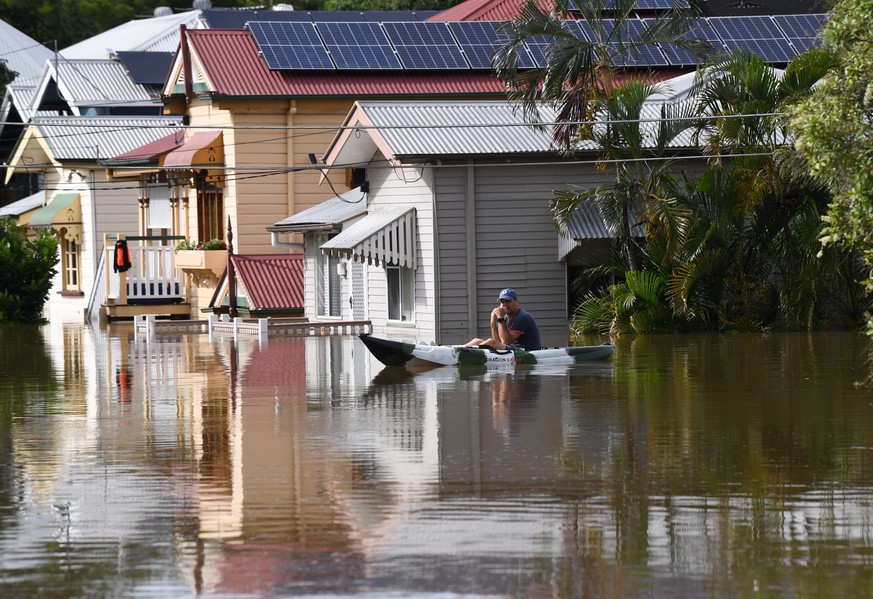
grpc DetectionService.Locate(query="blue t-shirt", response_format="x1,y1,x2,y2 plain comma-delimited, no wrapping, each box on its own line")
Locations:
506,308,541,351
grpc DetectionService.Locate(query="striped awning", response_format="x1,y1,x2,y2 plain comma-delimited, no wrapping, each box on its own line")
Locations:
164,130,223,168
320,207,417,269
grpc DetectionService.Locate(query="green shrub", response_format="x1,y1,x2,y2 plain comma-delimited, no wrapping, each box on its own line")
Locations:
0,218,58,324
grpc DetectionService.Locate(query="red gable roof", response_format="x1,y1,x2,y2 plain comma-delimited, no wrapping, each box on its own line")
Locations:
186,29,507,98
428,0,564,22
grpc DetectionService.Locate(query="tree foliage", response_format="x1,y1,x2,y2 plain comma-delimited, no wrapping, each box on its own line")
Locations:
0,219,58,324
0,59,16,99
791,0,873,330
507,0,869,336
493,0,708,149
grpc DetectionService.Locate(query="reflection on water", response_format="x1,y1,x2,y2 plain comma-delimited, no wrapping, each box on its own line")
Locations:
0,325,872,597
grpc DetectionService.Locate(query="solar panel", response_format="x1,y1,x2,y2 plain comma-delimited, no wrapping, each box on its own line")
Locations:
382,22,469,69
573,19,669,67
520,20,585,68
116,51,174,85
316,22,402,69
653,18,723,65
600,0,691,9
248,21,335,69
773,13,828,54
447,21,536,70
709,16,795,62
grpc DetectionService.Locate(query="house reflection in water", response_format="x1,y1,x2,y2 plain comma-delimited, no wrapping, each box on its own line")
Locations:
34,324,610,594
177,335,372,594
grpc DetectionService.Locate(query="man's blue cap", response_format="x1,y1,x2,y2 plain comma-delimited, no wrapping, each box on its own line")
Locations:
498,288,518,301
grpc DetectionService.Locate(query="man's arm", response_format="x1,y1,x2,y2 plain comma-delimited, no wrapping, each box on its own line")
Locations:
497,320,521,345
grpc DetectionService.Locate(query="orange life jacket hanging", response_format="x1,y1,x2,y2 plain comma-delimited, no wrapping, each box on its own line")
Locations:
114,239,132,273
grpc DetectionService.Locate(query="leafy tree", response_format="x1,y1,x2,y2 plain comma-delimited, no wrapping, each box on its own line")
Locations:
790,0,873,331
686,49,863,329
567,48,868,335
0,219,58,324
0,59,16,99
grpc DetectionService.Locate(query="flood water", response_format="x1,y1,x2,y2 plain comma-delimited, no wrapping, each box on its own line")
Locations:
1,324,873,598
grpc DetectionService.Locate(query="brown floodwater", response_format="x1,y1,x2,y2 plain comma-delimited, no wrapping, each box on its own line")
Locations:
1,324,872,597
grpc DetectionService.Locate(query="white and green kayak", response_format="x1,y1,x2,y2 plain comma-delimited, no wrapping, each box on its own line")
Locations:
359,334,615,367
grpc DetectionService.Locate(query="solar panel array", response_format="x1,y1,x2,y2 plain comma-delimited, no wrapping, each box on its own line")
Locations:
248,14,828,72
709,15,795,64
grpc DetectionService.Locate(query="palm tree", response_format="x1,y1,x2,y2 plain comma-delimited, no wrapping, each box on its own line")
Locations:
683,49,864,329
551,79,697,271
493,0,709,149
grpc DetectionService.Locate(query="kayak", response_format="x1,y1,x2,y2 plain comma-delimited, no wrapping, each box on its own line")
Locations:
359,334,615,367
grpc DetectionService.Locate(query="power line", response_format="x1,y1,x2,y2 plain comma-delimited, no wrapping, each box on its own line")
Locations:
6,150,777,196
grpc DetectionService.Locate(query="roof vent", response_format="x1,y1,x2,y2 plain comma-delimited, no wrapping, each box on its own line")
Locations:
154,6,173,16
193,0,212,9
274,3,295,10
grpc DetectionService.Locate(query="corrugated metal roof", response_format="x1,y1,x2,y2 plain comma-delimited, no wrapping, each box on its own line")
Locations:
2,85,40,121
270,187,367,230
186,29,507,97
54,59,158,107
567,198,645,240
201,9,438,28
427,0,504,21
355,101,561,156
230,254,304,310
0,20,54,88
428,0,561,22
60,10,204,59
0,190,45,218
32,116,184,161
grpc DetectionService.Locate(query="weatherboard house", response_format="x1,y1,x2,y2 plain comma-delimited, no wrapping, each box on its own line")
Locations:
269,100,623,347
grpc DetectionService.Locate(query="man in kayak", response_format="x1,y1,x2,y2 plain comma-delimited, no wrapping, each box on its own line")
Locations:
465,288,542,351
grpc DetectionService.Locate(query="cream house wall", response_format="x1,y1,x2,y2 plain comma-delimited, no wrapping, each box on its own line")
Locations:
184,100,233,246
191,98,354,256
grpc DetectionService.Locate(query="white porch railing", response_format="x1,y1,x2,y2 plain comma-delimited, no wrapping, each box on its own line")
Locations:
104,234,185,305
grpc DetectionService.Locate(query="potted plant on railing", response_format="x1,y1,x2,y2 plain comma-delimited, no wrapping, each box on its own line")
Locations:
174,238,228,278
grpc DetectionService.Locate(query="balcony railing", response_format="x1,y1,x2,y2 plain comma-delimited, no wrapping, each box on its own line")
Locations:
104,234,186,305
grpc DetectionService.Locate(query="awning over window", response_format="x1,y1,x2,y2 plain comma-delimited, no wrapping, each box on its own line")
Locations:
268,187,367,233
29,193,82,228
164,130,224,168
320,207,416,269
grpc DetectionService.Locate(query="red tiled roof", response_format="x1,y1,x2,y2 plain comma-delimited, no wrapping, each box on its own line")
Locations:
230,254,304,310
186,29,507,97
428,0,566,22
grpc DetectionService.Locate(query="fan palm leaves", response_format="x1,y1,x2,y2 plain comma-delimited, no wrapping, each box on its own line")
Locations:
493,0,708,149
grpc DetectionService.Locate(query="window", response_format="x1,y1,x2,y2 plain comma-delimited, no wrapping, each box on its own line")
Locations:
61,236,80,292
317,233,342,317
387,264,414,322
195,172,224,241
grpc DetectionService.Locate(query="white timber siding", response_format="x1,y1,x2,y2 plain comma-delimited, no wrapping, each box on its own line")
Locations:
356,161,437,343
47,173,139,323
